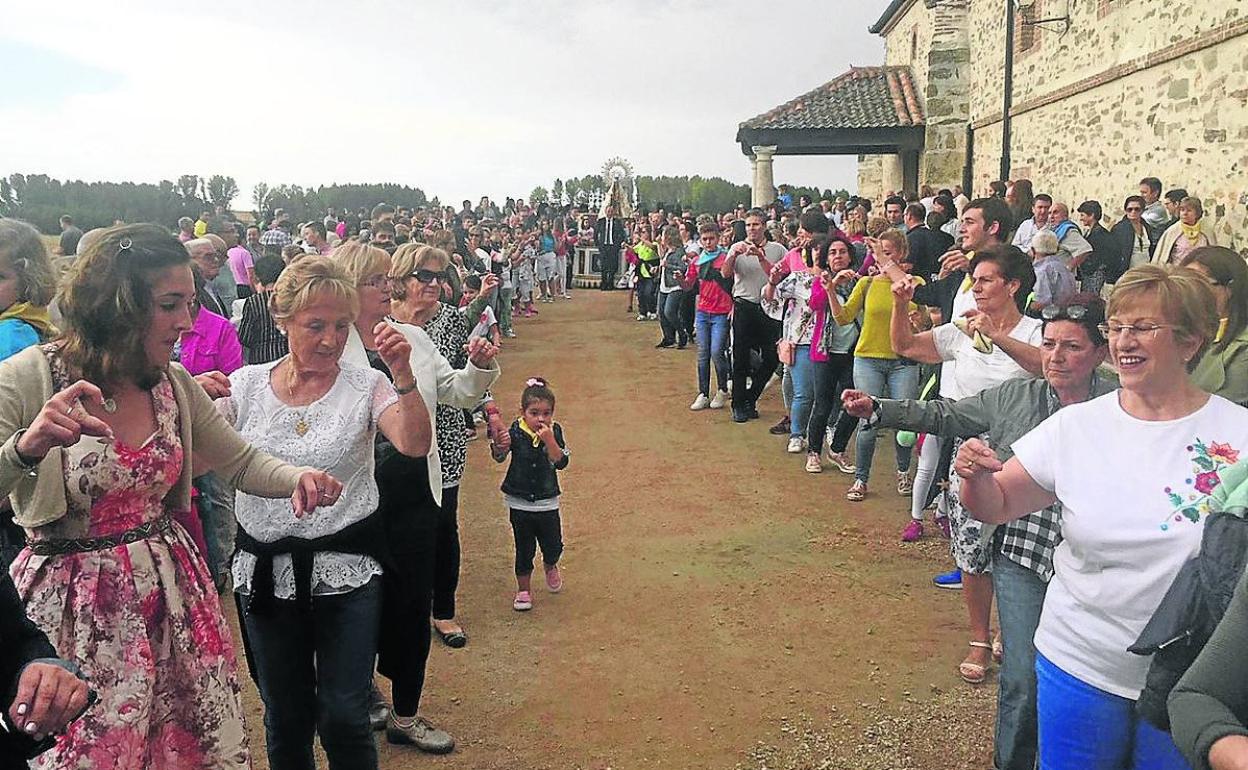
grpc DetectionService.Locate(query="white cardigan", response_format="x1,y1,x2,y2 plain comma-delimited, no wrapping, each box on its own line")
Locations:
342,319,499,506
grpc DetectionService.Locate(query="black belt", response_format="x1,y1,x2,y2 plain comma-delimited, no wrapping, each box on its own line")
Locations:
27,515,173,556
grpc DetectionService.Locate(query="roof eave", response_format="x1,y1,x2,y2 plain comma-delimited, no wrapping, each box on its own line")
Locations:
868,0,916,35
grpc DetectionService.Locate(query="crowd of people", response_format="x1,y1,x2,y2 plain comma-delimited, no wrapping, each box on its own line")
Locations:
0,172,1244,770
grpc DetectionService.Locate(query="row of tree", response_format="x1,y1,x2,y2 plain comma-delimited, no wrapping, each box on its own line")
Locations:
0,171,851,235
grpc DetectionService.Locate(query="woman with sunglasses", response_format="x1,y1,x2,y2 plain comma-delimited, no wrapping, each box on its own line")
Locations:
1112,196,1157,274
957,264,1248,770
356,242,500,754
1182,246,1248,407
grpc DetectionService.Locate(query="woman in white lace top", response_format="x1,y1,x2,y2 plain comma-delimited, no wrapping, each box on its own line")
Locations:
219,255,431,770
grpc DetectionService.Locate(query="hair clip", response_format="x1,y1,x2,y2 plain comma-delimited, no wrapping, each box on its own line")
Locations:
525,378,544,387
117,237,134,255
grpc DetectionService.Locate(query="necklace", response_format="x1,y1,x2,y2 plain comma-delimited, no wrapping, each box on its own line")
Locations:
286,365,312,437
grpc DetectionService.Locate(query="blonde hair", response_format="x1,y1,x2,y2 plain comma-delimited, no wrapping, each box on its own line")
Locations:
269,254,359,326
844,217,867,238
389,244,449,300
875,228,909,259
0,218,57,306
866,216,892,238
1108,264,1219,372
331,240,390,286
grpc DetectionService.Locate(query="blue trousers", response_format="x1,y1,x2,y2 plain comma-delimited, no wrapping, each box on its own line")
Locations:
1035,652,1191,770
787,346,815,439
695,310,730,396
851,357,919,483
992,555,1047,770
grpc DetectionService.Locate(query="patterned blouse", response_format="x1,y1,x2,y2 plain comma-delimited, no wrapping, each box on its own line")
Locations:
421,303,470,488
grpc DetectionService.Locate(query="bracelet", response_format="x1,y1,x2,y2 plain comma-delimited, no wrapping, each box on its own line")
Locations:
394,381,417,396
12,429,41,470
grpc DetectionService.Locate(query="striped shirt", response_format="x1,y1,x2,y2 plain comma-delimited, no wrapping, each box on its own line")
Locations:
238,290,288,364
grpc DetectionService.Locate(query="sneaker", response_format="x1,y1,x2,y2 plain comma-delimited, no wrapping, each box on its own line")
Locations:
647,313,658,320
731,408,749,424
369,686,390,732
503,330,517,338
513,590,533,611
637,314,646,321
655,340,674,349
805,452,822,473
846,480,867,502
897,472,913,495
386,714,456,754
562,293,572,299
545,564,563,593
932,568,963,590
690,393,710,411
827,451,856,474
786,436,806,453
768,416,791,435
709,390,728,409
900,519,924,542
677,340,688,350
746,403,760,419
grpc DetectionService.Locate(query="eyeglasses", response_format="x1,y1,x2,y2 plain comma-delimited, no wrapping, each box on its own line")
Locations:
1125,207,1143,213
409,269,443,284
1096,322,1173,340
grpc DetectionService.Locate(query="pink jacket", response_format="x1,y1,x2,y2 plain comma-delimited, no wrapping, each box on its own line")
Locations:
179,309,243,376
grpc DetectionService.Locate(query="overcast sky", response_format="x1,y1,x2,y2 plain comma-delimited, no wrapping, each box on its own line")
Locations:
2,1,886,205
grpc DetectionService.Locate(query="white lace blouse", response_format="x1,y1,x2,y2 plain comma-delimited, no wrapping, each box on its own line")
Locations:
220,359,398,598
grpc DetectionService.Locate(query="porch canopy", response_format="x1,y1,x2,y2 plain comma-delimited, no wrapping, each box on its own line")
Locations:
735,66,926,201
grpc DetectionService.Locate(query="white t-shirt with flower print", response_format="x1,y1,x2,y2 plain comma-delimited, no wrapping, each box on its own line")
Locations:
1012,391,1248,698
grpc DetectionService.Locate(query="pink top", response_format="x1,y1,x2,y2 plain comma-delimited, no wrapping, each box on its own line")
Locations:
227,245,254,285
179,309,243,376
335,221,348,240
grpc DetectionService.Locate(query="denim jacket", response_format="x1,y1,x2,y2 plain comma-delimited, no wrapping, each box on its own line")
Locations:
495,421,569,502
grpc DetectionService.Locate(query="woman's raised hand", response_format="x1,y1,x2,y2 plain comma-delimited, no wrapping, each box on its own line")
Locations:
374,322,414,381
17,381,115,461
840,389,876,419
832,269,857,287
891,276,917,304
954,438,1003,479
465,336,500,368
291,470,344,518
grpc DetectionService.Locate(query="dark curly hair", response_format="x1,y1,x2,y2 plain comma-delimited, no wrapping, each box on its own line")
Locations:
59,223,191,389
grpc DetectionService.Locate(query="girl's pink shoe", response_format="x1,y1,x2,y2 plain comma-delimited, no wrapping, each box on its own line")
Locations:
901,519,924,543
513,591,532,611
545,565,563,593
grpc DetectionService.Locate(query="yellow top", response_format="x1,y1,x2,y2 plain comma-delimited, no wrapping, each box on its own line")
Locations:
833,275,923,359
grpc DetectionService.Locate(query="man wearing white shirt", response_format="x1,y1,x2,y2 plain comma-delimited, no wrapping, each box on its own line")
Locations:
1011,194,1051,252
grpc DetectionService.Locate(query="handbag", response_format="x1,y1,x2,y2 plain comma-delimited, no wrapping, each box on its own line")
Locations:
777,309,813,366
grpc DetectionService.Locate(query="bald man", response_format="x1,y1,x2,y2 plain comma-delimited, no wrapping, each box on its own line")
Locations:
1047,202,1093,271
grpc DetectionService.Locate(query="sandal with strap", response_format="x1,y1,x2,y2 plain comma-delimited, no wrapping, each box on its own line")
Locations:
959,640,993,685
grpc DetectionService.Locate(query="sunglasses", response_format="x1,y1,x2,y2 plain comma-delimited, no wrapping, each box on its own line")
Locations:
410,269,444,284
1040,303,1094,322
1126,207,1143,213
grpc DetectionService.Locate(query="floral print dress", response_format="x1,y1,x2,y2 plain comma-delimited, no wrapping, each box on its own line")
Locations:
10,349,248,769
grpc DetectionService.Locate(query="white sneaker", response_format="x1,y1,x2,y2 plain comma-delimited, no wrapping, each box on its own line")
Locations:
709,390,728,409
647,313,658,320
637,314,646,321
690,393,710,411
805,452,823,473
787,436,806,453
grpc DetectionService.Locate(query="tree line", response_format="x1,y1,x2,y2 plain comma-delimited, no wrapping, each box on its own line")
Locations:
1,171,851,234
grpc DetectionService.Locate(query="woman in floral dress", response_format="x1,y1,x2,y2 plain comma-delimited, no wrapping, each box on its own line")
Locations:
0,224,341,769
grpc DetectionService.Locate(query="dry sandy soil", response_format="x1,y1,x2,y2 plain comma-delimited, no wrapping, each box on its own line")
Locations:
234,290,996,769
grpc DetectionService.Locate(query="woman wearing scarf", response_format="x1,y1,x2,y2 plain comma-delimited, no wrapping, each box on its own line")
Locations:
679,222,734,411
1154,197,1217,266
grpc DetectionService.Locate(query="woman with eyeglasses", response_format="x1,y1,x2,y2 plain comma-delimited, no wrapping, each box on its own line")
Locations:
1181,246,1248,407
957,264,1248,769
346,242,500,754
1112,196,1157,273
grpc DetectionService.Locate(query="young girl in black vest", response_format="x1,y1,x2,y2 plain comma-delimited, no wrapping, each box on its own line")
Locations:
490,378,570,611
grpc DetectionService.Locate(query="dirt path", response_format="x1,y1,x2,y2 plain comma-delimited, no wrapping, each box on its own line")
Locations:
236,291,995,769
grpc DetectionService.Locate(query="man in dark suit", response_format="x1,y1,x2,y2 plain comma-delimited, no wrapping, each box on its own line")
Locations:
904,203,954,280
594,205,627,291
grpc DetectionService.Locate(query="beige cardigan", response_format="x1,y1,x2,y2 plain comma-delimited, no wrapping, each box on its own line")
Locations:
0,345,307,529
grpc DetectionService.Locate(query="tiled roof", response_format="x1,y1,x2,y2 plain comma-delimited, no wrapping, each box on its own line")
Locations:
738,66,924,132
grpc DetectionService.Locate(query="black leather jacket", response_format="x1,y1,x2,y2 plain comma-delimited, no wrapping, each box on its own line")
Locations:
495,421,569,502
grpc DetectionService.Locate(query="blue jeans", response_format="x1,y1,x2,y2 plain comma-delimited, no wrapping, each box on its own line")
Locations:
1035,653,1191,770
852,357,919,483
695,310,730,396
993,554,1048,770
242,578,382,770
788,347,815,438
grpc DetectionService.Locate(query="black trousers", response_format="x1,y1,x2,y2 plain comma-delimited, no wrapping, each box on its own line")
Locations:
681,290,697,337
731,299,780,409
509,508,563,575
599,245,621,290
431,485,461,621
658,290,688,345
807,352,858,452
